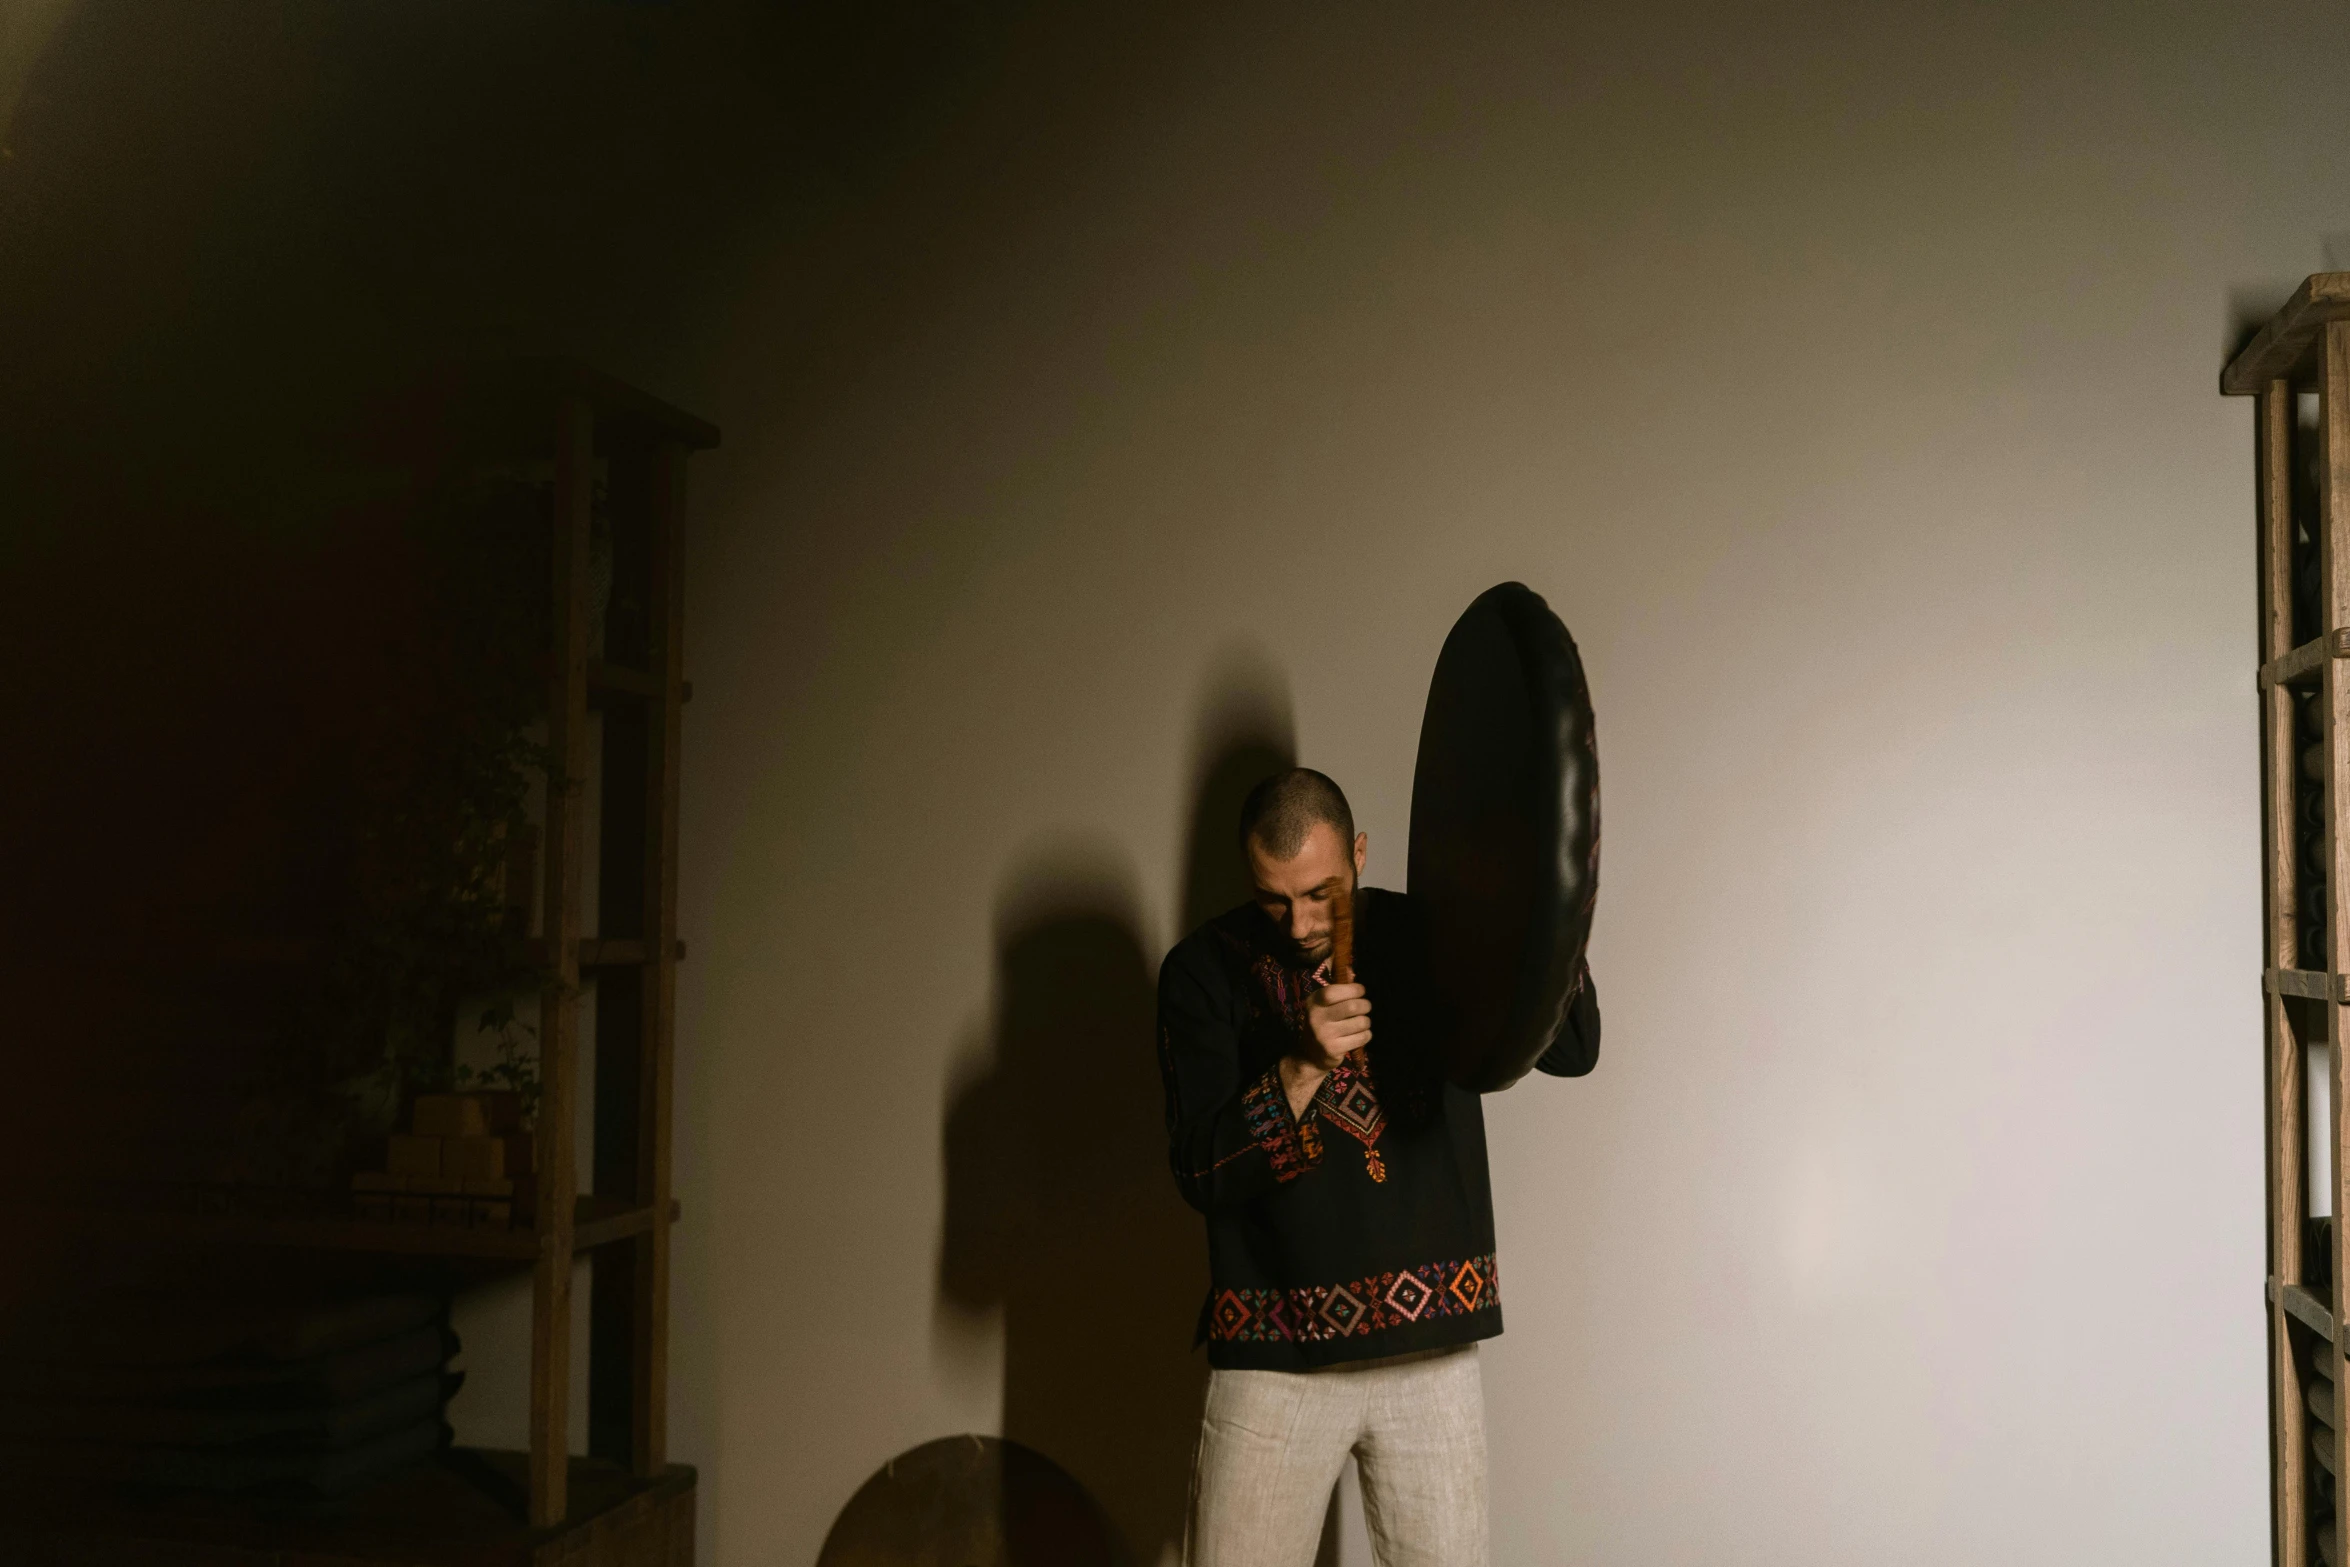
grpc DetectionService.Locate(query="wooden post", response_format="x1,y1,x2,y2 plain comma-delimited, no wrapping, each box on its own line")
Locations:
532,394,595,1528
2262,376,2311,1567
2325,321,2350,1567
633,438,687,1477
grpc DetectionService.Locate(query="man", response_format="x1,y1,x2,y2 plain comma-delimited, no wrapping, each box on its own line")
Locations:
1157,768,1598,1567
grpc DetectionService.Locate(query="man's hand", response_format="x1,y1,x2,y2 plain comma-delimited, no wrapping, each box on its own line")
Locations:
1280,982,1371,1118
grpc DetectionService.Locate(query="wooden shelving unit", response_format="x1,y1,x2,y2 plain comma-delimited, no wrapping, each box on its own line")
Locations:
19,363,719,1561
467,361,716,1532
2227,276,2350,1567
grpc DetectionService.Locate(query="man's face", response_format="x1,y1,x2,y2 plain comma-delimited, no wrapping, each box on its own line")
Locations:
1247,820,1369,966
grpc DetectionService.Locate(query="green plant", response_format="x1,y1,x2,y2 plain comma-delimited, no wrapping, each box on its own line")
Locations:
456,996,543,1126
244,474,557,1182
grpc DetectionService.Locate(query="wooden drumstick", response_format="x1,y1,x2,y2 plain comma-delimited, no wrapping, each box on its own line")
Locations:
1327,877,1355,985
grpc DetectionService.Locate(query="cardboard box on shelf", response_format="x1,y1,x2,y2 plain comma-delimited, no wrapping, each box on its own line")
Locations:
442,1135,506,1182
386,1134,442,1178
413,1090,527,1138
412,1094,488,1138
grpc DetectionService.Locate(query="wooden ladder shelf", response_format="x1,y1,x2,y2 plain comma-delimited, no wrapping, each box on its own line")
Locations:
522,364,716,1530
2227,274,2350,1567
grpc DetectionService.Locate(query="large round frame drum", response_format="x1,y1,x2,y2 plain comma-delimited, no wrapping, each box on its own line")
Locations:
815,1435,1118,1567
1407,582,1600,1092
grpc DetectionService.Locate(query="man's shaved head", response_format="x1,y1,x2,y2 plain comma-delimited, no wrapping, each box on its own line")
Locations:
1238,768,1355,860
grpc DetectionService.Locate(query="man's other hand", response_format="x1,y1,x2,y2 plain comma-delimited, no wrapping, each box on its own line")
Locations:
1281,983,1370,1117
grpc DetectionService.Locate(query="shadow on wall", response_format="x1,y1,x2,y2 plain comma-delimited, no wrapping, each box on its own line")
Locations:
1180,645,1298,933
933,651,1297,1565
936,860,1202,1565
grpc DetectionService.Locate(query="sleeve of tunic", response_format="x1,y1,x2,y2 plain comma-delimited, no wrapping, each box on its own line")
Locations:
1158,941,1323,1213
1532,963,1601,1078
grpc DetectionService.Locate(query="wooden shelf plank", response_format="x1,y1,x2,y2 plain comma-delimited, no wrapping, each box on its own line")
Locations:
2267,968,2350,1003
2275,1278,2338,1344
575,1197,677,1251
51,1196,677,1261
2263,630,2350,690
2226,273,2350,394
524,936,688,969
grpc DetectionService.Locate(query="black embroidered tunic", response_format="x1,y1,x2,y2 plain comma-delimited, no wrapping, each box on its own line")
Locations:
1157,887,1599,1371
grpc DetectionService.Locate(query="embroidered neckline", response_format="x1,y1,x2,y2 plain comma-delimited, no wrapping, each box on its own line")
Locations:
1252,951,1387,1182
1314,1054,1388,1182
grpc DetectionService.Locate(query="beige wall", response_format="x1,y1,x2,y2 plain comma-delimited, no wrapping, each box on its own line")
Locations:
659,4,2349,1563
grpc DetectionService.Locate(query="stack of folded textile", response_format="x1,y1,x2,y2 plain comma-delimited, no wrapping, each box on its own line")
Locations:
0,1289,459,1500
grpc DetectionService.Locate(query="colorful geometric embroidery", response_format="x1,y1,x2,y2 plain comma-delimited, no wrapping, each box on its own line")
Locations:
1448,1259,1485,1313
1208,1255,1499,1343
1240,1066,1320,1183
1314,1054,1388,1182
1251,951,1394,1184
1251,953,1324,1035
1319,1285,1368,1336
1383,1270,1432,1320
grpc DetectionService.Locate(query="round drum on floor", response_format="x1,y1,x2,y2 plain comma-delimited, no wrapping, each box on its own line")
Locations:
816,1434,1119,1567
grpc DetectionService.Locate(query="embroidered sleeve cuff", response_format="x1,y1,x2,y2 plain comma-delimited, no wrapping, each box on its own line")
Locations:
1239,1065,1322,1183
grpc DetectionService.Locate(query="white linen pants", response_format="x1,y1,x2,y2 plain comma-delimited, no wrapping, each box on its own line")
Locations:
1183,1345,1488,1567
